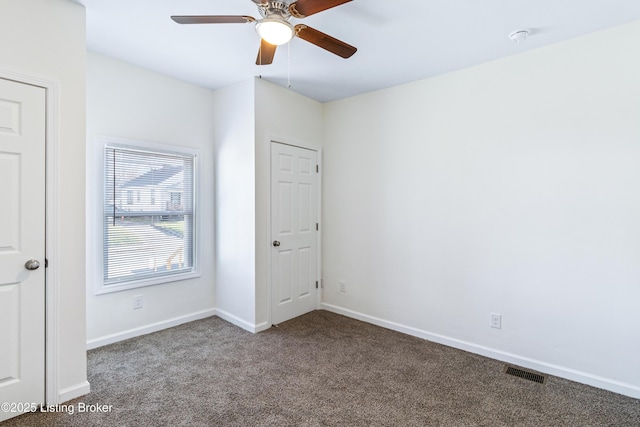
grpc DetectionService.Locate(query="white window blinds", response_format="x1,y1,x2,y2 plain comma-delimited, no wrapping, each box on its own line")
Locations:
103,145,195,285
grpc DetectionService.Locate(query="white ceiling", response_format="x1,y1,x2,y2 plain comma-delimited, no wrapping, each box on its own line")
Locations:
75,0,640,103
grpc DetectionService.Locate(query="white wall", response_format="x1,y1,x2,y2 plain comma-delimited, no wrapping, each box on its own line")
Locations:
0,0,88,402
86,53,217,346
212,79,257,329
212,78,323,331
322,20,640,398
254,78,324,327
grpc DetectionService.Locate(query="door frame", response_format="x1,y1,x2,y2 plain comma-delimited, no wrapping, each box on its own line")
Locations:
267,138,322,326
0,68,61,405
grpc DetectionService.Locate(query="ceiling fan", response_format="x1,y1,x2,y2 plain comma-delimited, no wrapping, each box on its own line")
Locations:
171,0,357,65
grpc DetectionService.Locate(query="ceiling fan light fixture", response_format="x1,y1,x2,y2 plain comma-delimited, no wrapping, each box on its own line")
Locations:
256,18,294,45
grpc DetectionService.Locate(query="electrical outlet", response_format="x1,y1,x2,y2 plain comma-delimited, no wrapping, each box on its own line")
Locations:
490,313,501,329
321,277,325,289
339,280,346,293
133,295,144,310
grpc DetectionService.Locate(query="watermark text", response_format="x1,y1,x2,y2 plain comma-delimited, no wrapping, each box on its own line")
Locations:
1,402,113,415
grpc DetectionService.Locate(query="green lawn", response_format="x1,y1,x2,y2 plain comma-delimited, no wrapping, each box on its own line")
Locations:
107,224,143,246
155,221,185,234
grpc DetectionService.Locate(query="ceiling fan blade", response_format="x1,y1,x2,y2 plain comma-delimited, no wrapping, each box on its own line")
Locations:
295,25,357,58
171,15,255,24
256,39,277,65
289,0,352,18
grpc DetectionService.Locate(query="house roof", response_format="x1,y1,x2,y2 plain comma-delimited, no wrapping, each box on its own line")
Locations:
122,165,182,188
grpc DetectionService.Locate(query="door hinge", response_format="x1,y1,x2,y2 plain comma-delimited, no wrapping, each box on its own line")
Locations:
316,281,318,289
316,223,319,231
45,258,48,268
316,164,319,173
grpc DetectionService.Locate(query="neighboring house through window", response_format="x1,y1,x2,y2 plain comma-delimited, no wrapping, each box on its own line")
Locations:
99,139,199,293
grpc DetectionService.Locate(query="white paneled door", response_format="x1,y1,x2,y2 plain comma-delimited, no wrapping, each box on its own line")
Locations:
0,78,46,422
271,142,318,325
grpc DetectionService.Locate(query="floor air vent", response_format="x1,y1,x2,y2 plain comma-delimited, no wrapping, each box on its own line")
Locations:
504,366,546,384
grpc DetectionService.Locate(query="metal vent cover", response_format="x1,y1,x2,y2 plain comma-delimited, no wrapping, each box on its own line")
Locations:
504,365,547,384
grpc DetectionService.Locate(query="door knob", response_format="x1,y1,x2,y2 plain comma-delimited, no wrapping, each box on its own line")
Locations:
272,240,281,247
25,259,40,270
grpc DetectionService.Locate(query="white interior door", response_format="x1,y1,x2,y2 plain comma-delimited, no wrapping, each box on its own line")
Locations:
0,78,46,422
271,142,318,325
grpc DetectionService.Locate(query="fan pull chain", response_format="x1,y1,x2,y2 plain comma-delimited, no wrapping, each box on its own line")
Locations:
287,41,291,88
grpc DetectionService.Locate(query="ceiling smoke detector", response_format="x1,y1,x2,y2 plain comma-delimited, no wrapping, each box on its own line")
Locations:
509,30,529,43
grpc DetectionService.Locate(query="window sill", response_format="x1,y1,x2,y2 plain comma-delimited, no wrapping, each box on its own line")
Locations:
94,270,201,295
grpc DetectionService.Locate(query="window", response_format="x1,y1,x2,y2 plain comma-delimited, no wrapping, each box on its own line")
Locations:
102,142,198,290
169,192,181,210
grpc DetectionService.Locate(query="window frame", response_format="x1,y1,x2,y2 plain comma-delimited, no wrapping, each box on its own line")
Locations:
94,136,200,295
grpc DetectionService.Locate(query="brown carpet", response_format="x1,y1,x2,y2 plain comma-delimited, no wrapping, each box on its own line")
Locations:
4,311,639,426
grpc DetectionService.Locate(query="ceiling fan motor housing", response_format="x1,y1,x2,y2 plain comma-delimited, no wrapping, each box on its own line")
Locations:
258,1,292,21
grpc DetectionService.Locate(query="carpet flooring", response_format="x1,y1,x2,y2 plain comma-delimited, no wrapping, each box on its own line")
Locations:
4,310,640,426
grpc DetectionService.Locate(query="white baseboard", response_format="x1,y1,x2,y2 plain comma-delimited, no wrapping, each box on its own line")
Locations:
254,321,271,333
321,303,640,399
214,308,271,333
58,381,91,404
86,308,216,350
